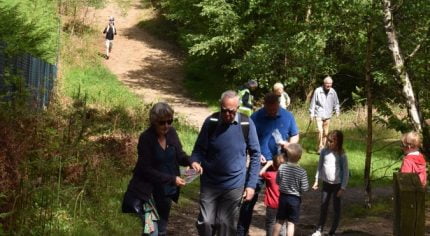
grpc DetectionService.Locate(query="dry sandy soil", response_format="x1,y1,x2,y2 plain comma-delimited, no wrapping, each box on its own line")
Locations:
95,0,211,128
92,1,429,235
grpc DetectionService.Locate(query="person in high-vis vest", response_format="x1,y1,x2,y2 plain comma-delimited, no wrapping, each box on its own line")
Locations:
238,80,258,117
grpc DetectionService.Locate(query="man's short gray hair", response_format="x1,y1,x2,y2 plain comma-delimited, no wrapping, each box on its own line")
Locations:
219,90,239,105
149,102,174,125
323,76,333,83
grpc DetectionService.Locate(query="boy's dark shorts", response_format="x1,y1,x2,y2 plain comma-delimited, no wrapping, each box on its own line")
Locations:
276,193,301,224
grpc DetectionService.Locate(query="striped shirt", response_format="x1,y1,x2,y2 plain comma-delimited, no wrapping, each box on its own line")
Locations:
276,162,309,197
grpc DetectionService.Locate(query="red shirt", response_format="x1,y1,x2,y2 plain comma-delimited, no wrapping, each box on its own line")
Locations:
261,170,280,208
400,152,427,186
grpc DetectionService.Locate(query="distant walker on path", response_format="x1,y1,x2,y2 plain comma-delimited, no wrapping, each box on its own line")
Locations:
103,16,117,59
309,76,340,153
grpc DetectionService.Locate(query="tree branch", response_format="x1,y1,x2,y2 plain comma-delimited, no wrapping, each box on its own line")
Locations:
405,44,421,61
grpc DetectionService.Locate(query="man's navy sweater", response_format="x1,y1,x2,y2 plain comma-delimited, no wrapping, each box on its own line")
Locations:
191,114,261,190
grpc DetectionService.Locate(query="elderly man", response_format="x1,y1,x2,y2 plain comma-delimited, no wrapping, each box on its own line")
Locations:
191,90,261,236
309,76,340,153
237,93,299,236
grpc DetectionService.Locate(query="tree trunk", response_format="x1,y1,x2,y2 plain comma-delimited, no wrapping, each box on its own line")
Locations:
364,15,374,208
381,0,422,132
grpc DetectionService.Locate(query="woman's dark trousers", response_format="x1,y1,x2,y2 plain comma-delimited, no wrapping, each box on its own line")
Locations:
317,182,341,234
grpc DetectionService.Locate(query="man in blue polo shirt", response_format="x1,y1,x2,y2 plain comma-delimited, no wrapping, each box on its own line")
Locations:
237,92,299,236
191,90,261,236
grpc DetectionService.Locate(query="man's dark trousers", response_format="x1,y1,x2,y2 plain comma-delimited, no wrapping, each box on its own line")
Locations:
236,178,264,235
197,185,244,236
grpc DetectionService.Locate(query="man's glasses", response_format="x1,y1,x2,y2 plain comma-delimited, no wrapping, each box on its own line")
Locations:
158,119,173,126
221,107,237,114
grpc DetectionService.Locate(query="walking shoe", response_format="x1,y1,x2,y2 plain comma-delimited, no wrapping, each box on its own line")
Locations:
311,230,322,236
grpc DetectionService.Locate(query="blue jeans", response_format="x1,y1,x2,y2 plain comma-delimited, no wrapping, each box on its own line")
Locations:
317,182,341,234
236,178,264,236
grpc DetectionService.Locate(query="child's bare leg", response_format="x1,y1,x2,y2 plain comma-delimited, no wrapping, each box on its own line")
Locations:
287,221,295,236
272,219,285,236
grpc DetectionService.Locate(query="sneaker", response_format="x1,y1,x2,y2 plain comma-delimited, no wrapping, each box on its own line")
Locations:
311,230,322,236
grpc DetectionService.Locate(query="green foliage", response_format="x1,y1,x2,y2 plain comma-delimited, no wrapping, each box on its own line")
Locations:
0,71,31,109
155,0,430,103
183,56,228,109
0,85,149,235
138,14,181,45
155,0,430,153
292,105,402,187
0,0,59,63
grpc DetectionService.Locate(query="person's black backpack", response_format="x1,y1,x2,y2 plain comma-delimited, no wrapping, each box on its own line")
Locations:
207,112,250,144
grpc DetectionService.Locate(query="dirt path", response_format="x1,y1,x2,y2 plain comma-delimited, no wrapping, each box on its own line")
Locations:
94,0,211,128
169,186,396,236
92,2,430,236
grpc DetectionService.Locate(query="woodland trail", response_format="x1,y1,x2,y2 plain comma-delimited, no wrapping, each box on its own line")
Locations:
94,0,211,128
91,1,417,236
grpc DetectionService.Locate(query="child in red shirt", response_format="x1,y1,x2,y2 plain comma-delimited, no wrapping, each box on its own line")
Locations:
400,131,427,187
261,154,286,236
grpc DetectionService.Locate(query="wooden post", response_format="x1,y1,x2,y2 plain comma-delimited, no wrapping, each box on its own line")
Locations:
393,172,425,236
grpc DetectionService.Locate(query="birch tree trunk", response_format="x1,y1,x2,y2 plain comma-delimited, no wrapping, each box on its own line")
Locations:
381,0,422,131
364,16,374,208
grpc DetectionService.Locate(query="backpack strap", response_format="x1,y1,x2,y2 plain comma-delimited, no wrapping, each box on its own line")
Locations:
239,113,250,144
207,112,250,144
207,112,220,139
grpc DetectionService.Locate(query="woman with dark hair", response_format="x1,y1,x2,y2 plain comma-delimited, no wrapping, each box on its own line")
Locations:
124,102,192,235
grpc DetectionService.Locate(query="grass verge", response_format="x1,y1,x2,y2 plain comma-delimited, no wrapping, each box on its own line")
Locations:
292,105,402,187
2,5,199,234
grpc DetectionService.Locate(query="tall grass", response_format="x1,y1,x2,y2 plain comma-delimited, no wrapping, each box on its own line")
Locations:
49,6,197,235
63,65,143,108
291,104,402,187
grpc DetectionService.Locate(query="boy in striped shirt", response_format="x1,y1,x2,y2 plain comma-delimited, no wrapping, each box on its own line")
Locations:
272,143,309,236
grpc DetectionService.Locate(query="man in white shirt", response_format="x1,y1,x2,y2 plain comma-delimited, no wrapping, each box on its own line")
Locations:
309,76,340,153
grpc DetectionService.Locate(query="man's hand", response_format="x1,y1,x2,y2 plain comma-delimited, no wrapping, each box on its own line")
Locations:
242,187,255,202
175,176,186,187
260,155,267,164
191,162,203,174
336,189,345,197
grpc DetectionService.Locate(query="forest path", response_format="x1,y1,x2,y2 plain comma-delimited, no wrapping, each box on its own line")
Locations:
92,1,407,236
170,186,396,235
95,0,211,128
